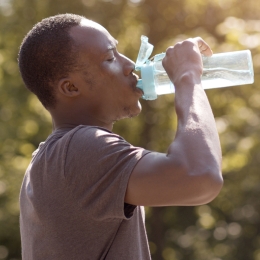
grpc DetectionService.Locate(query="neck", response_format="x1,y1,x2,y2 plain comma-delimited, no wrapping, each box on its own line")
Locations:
52,118,114,132
50,109,114,132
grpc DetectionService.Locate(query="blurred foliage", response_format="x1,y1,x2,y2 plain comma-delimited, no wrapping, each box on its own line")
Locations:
1,0,260,259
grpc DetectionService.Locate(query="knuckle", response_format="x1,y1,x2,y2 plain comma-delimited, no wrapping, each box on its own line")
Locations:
194,36,202,41
182,40,191,45
179,39,193,49
165,46,174,55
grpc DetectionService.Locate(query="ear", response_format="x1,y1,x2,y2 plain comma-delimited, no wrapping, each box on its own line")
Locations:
57,78,80,97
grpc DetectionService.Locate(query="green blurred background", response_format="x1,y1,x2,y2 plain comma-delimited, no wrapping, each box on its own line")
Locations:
1,0,260,259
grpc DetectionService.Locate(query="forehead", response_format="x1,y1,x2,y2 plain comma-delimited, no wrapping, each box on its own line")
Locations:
69,20,117,55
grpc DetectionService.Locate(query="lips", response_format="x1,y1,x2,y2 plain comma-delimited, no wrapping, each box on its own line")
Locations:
135,86,144,96
133,72,139,80
131,75,143,96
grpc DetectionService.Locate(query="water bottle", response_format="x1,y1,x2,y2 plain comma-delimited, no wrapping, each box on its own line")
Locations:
135,36,254,100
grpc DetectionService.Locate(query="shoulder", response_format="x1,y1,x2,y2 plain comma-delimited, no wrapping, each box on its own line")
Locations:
67,125,148,162
70,125,128,147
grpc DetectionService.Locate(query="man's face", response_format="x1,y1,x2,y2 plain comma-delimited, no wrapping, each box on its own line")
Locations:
68,20,143,124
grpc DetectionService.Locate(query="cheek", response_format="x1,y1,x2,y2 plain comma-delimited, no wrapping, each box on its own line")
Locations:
101,62,122,79
82,73,96,89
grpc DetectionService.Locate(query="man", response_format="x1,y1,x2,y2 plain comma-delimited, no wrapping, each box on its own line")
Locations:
18,13,223,260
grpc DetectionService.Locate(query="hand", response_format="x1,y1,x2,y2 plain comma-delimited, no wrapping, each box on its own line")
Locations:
162,37,213,88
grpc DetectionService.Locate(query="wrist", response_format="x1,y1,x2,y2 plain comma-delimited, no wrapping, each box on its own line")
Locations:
173,70,202,90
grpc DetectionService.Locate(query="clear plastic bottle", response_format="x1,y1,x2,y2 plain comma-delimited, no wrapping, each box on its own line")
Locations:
135,36,254,100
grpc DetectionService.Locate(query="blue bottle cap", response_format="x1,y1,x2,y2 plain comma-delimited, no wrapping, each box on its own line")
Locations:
136,64,157,100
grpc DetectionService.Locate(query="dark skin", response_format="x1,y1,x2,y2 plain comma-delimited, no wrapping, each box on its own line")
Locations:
49,20,142,131
48,19,223,207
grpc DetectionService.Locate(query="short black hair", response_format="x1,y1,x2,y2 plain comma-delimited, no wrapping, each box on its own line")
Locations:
18,13,85,108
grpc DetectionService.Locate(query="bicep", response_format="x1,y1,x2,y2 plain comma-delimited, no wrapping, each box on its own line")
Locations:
124,152,222,207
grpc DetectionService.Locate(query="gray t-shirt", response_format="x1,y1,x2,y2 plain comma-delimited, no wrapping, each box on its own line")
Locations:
20,125,151,260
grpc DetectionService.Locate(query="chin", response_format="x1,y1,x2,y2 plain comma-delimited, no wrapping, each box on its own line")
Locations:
122,101,142,119
129,103,142,118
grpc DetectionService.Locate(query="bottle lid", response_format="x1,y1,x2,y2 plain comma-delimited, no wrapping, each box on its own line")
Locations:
135,36,154,71
135,36,157,100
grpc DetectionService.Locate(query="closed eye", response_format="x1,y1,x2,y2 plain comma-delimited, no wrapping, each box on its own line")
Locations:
107,56,115,62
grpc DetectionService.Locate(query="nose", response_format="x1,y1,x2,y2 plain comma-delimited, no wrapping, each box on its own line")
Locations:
120,54,135,76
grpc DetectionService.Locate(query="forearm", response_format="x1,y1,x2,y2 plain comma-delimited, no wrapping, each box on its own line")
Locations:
125,77,222,206
162,38,222,178
168,74,222,185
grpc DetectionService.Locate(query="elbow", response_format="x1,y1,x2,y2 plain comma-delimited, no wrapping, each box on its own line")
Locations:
198,169,223,204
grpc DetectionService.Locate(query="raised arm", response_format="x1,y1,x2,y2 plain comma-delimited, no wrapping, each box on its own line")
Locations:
125,37,223,206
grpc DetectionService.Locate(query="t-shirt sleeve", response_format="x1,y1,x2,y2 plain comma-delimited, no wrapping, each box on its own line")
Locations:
63,126,150,221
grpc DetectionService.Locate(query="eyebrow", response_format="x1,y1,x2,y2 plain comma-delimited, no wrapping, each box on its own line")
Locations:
107,40,119,51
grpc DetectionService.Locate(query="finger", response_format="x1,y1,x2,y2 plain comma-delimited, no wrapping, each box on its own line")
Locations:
193,37,213,57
